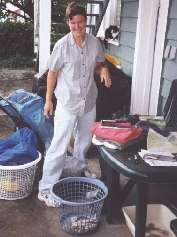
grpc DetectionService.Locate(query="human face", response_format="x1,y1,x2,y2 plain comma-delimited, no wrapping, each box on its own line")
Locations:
67,15,86,40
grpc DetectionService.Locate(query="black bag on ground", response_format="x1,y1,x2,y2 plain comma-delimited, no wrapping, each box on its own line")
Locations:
32,69,57,108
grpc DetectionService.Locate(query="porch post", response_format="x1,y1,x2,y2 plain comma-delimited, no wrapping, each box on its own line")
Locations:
131,0,160,115
39,0,51,72
34,0,39,62
149,0,170,115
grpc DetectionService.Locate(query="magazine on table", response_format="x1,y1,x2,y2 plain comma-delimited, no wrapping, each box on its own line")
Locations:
100,120,131,129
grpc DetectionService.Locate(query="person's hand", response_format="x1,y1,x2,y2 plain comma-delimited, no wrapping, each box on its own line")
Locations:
100,67,112,88
44,100,53,119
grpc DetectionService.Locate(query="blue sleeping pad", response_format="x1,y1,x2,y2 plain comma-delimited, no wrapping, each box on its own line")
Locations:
7,89,54,150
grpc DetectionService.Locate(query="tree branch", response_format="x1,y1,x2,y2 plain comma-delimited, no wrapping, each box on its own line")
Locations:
7,0,33,18
6,9,28,20
8,0,26,11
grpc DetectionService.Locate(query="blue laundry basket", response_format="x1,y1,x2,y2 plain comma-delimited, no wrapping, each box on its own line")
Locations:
51,177,108,235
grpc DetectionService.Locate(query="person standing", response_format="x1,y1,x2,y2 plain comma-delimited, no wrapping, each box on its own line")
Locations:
38,1,111,207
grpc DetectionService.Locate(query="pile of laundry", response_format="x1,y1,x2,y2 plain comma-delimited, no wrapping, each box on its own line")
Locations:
0,127,38,166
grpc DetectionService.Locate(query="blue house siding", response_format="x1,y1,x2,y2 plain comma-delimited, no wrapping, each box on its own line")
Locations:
158,0,177,114
105,0,139,76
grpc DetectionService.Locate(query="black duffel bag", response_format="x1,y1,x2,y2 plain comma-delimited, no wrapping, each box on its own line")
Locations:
32,69,57,108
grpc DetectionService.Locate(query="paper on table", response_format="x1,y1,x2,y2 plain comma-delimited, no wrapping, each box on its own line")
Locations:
144,160,177,166
139,149,174,158
147,129,177,153
139,149,177,166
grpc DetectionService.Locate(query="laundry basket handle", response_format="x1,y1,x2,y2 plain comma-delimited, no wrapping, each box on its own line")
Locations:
50,188,63,207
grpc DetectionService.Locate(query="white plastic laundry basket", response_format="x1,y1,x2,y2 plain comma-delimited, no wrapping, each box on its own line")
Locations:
0,152,41,200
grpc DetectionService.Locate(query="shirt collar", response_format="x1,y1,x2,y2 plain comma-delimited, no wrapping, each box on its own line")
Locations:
69,32,88,47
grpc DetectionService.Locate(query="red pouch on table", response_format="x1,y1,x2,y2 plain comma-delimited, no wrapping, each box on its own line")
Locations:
91,121,143,145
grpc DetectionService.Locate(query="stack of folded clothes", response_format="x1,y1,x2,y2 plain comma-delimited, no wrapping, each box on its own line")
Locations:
91,120,144,150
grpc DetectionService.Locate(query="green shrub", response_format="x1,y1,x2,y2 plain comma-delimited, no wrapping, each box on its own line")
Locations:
0,55,34,69
0,21,33,33
0,22,33,58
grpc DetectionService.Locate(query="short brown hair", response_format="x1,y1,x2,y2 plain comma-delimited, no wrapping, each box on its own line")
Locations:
65,1,87,21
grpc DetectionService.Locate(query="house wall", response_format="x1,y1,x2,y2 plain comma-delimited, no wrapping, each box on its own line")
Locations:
158,0,177,114
105,0,139,76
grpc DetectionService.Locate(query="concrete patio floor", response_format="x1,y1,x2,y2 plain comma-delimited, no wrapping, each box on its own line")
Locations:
0,195,132,237
0,155,133,237
1,68,177,237
0,69,133,237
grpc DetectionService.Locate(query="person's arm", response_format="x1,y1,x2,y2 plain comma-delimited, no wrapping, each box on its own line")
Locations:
95,62,112,88
44,71,58,118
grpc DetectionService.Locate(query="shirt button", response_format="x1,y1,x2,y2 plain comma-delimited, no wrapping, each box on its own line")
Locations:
83,75,85,77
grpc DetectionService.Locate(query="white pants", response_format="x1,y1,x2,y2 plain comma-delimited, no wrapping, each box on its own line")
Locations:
39,104,96,191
